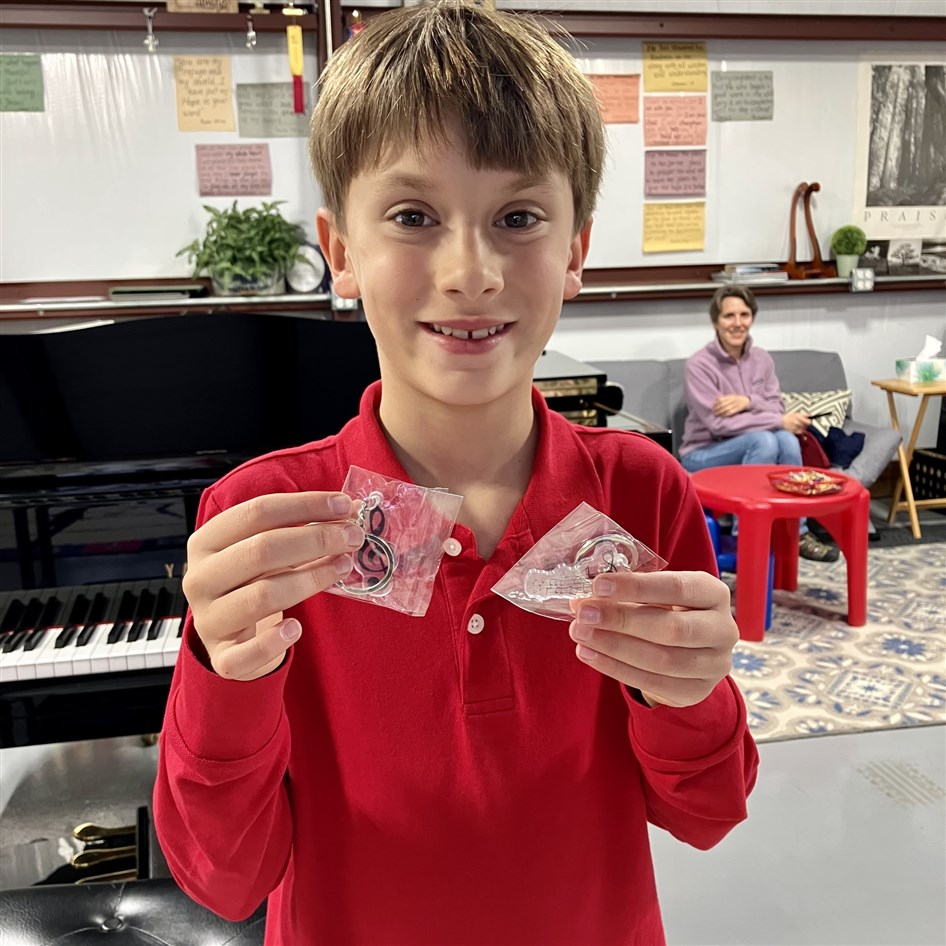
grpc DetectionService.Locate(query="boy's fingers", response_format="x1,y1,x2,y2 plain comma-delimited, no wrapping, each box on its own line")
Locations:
191,492,356,555
191,522,364,602
201,556,353,639
210,617,302,682
590,570,728,611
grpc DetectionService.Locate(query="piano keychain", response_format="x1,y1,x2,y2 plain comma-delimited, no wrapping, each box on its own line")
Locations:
491,502,667,621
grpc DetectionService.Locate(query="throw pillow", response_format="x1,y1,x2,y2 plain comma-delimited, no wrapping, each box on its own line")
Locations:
781,389,852,436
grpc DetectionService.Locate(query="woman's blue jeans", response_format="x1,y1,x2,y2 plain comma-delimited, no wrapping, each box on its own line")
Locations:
680,430,808,535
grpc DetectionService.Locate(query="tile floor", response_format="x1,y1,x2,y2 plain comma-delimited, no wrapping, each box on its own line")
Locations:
1,725,944,945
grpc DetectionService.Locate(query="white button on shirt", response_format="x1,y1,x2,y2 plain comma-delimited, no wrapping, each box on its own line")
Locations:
466,614,485,635
442,537,462,557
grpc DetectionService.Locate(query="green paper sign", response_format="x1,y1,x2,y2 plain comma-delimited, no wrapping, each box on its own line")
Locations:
0,55,45,112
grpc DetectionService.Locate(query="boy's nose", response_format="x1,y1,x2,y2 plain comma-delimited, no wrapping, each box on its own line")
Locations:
435,229,504,301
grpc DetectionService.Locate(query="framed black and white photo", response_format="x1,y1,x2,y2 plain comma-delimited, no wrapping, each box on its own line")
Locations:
854,61,946,240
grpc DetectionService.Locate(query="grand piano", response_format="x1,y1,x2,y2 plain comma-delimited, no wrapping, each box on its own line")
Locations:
0,312,381,747
0,312,667,747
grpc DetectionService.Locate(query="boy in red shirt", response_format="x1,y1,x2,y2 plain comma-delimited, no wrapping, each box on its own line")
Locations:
154,3,758,943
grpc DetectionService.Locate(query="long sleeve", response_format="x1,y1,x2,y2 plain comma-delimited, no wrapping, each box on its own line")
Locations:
684,354,783,440
153,490,294,921
623,469,759,849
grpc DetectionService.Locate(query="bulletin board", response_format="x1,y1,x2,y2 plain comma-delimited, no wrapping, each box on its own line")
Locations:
1,27,943,281
0,28,321,282
569,35,946,269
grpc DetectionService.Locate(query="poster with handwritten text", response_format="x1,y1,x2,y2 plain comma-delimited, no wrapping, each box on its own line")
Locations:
585,74,640,124
645,150,706,198
643,96,706,147
711,71,774,121
642,201,705,253
0,55,44,112
643,42,707,93
237,83,309,138
196,144,272,196
174,56,235,132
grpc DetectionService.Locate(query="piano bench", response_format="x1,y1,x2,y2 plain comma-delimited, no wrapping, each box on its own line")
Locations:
0,877,266,946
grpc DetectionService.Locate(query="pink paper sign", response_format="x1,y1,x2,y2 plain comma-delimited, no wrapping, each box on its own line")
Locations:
643,96,706,147
644,149,706,197
586,74,640,124
196,143,272,197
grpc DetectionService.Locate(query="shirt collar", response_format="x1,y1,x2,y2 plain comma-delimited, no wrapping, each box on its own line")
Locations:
336,381,605,558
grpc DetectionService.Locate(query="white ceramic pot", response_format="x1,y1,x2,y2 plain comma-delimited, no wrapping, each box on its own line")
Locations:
835,254,859,278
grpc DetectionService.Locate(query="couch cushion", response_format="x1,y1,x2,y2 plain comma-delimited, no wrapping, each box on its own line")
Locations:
770,351,850,416
781,389,852,436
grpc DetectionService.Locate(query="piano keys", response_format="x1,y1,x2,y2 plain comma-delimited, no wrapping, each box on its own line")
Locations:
0,579,184,747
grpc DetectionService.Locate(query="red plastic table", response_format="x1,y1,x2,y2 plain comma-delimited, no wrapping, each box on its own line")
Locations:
690,465,869,641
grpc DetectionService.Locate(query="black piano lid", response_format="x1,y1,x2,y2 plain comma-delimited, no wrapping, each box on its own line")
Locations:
533,350,606,386
0,312,381,471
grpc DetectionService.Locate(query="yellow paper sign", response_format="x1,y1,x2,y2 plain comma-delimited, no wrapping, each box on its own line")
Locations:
642,202,705,253
174,56,235,133
643,42,707,93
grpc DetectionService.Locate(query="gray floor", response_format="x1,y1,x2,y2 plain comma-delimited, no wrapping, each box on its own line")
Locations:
652,725,946,946
1,726,944,945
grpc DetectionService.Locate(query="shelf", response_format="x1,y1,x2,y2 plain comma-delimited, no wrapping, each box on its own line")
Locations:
573,274,946,304
343,7,946,44
1,274,942,320
0,3,321,33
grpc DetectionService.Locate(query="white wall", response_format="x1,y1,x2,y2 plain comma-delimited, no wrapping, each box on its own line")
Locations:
552,291,946,448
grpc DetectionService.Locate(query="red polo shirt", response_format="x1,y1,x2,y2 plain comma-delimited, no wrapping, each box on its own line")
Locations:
155,382,758,946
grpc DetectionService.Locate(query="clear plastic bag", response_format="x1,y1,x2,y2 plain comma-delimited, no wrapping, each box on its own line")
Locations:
491,502,667,621
327,466,463,617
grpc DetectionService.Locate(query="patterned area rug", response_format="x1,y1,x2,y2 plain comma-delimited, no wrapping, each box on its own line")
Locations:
728,542,946,743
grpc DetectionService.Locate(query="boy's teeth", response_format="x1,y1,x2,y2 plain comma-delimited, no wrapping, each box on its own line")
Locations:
431,323,503,340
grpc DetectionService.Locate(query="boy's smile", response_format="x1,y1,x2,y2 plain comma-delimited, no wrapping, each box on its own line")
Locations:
317,128,591,412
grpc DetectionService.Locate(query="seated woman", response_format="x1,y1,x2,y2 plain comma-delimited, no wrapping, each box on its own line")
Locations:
679,285,838,563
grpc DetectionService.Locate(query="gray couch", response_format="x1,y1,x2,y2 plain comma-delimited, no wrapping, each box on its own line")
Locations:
593,350,901,492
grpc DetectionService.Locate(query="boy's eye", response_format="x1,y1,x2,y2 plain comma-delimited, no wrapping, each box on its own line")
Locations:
498,211,539,230
393,210,433,228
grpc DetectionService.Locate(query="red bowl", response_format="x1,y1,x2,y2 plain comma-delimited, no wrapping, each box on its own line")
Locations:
767,468,845,496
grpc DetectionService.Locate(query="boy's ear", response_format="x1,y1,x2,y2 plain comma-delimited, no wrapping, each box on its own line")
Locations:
563,219,593,301
316,208,361,299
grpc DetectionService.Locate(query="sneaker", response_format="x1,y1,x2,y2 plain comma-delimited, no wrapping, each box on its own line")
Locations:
799,531,840,562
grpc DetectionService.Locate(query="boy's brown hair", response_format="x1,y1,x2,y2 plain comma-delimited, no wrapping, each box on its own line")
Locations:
309,0,605,233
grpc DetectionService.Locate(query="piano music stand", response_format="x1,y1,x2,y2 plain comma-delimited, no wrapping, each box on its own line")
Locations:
784,182,837,280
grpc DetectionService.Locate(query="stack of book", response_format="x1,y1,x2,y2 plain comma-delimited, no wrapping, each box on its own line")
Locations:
710,263,789,285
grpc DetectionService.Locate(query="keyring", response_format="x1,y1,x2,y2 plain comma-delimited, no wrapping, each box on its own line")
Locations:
574,532,639,574
336,492,397,597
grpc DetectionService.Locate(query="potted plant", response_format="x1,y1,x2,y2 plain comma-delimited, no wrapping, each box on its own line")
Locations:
178,200,308,295
830,225,867,279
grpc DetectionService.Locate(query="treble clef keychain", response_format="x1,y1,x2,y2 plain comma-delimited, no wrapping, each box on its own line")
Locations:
337,491,397,596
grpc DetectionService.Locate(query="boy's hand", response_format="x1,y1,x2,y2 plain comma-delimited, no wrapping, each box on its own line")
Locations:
182,492,363,682
568,571,738,708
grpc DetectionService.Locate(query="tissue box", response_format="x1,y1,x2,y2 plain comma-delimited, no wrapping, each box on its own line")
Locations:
895,359,946,383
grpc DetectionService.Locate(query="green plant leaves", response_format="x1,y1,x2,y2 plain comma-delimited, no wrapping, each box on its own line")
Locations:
177,200,307,281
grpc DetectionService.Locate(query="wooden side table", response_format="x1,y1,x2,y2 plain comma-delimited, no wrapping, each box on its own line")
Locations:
871,377,946,539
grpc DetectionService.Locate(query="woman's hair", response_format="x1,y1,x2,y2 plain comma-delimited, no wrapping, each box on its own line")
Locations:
309,0,605,233
709,285,758,323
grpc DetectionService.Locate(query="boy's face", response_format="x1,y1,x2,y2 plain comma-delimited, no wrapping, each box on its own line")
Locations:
317,127,591,411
